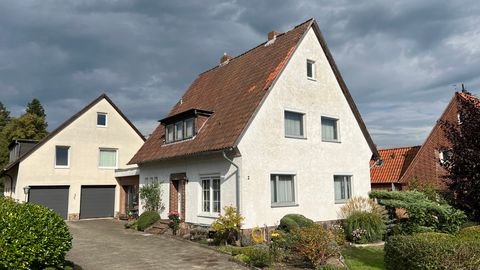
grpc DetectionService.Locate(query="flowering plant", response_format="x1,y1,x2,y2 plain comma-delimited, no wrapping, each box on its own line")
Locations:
351,228,367,243
168,211,181,235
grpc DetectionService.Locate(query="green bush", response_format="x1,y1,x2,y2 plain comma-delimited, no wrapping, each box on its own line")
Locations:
139,182,164,212
278,214,315,232
343,211,385,243
385,232,480,269
137,211,160,231
236,245,272,268
0,197,72,269
458,225,480,240
211,206,244,245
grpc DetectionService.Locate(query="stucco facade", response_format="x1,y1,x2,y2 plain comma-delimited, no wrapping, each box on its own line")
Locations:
4,97,144,220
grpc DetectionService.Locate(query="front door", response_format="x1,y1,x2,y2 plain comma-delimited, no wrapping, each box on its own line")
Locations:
170,173,186,220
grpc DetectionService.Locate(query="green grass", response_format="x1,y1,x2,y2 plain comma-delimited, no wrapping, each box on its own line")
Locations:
343,246,385,270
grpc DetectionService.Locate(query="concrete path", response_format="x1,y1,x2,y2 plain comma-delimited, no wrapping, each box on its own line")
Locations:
66,219,245,270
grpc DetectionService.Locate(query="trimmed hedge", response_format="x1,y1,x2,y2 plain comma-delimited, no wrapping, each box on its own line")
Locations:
0,197,72,269
278,214,314,232
385,232,480,269
458,225,480,240
137,211,160,231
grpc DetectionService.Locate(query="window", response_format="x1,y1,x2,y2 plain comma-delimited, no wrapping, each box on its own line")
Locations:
175,121,184,141
185,118,194,138
457,113,464,125
166,124,174,143
271,174,296,206
55,146,70,167
334,175,351,203
97,113,107,127
439,149,451,164
165,118,195,143
201,176,221,213
322,117,339,142
307,60,315,80
284,111,304,138
99,148,117,168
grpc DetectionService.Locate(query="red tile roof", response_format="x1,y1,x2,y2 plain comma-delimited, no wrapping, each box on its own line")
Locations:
130,19,379,164
370,146,420,183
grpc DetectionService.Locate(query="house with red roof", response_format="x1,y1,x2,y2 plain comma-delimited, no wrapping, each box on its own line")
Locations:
130,19,379,228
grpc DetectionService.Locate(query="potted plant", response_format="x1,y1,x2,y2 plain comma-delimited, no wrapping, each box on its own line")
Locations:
168,211,181,235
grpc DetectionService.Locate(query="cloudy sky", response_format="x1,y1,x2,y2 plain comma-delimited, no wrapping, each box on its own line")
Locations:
0,0,479,148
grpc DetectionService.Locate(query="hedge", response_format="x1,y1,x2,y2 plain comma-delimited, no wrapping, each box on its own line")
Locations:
278,214,314,232
385,232,480,269
137,211,160,231
0,197,72,269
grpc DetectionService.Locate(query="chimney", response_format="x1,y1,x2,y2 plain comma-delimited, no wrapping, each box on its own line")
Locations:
220,53,233,65
268,31,279,41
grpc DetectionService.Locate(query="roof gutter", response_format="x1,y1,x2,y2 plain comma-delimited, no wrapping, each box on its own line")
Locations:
222,150,241,214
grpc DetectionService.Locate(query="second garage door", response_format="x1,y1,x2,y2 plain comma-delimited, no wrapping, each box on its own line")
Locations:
80,186,115,219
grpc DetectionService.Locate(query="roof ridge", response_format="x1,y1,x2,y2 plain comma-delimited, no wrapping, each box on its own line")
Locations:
379,145,421,151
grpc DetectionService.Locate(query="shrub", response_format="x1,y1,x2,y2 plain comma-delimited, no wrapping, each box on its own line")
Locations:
240,233,255,246
137,211,160,231
0,197,72,269
211,206,244,245
384,232,480,270
458,225,480,240
278,214,315,232
139,182,164,212
343,211,385,243
168,211,181,235
340,196,387,219
238,245,273,268
329,224,346,246
290,224,340,268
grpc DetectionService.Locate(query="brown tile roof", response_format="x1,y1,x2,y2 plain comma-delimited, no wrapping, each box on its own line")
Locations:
370,146,420,183
130,18,379,164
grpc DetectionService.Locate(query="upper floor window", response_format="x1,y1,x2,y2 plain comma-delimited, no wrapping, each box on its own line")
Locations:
271,174,296,206
439,149,452,164
99,148,117,169
285,111,305,138
97,113,107,127
307,60,315,80
322,116,339,142
55,146,70,168
166,118,195,143
334,175,351,203
457,113,464,125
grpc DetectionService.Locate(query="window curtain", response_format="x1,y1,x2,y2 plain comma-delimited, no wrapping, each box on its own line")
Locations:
285,111,303,137
185,118,194,138
277,175,294,203
322,118,337,141
175,122,184,140
99,149,116,167
212,178,220,213
202,180,210,212
334,177,343,201
271,176,277,203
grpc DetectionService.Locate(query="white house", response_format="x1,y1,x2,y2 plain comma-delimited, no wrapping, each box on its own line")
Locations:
2,94,145,220
129,19,380,229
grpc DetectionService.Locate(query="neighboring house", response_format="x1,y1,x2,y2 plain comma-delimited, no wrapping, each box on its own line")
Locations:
371,91,479,190
129,18,379,229
1,94,145,220
370,146,420,191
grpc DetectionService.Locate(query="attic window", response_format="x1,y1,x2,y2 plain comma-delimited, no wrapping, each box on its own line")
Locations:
307,60,315,80
97,113,107,127
166,118,195,143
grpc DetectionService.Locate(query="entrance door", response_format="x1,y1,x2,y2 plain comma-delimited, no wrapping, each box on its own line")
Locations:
170,173,186,220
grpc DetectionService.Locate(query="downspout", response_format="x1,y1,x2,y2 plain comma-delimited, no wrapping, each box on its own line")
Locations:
222,150,240,214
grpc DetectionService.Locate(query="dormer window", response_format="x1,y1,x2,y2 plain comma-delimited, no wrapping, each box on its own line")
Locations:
160,108,213,144
166,124,174,143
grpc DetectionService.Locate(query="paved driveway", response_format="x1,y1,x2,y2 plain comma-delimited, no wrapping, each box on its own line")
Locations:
66,219,245,270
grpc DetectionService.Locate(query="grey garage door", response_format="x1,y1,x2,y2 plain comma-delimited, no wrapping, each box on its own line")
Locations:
29,186,69,219
80,186,115,219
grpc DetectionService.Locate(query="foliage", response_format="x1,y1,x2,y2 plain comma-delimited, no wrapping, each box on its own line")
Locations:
139,182,164,213
136,211,160,231
340,196,387,219
290,224,341,268
251,226,264,244
240,233,255,246
0,197,72,269
370,190,466,234
0,101,11,130
124,220,138,230
26,98,47,119
278,213,315,232
343,211,385,243
342,246,385,270
457,225,480,240
2,113,48,142
408,178,445,203
385,232,480,270
168,211,181,235
211,206,244,245
330,224,346,246
236,245,273,268
440,93,480,221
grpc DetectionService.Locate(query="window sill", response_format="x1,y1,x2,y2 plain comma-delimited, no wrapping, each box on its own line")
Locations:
96,125,107,128
285,135,307,140
55,166,70,169
197,213,220,218
271,203,299,208
98,167,117,170
322,139,341,143
307,77,316,81
335,200,347,205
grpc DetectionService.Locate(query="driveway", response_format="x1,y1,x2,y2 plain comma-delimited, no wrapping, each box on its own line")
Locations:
66,219,245,270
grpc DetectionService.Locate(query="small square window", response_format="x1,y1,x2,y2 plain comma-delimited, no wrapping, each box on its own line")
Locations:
322,117,339,142
285,111,305,138
97,113,107,127
55,146,70,168
439,149,452,164
307,60,315,80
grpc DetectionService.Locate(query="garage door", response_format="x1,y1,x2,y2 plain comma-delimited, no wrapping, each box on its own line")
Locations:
29,186,69,219
80,186,115,219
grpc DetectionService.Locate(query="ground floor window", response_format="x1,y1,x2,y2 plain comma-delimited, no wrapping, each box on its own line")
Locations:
334,175,352,203
271,174,296,206
201,176,220,213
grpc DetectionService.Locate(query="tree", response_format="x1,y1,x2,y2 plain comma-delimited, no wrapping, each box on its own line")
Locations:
26,98,46,119
440,93,480,221
0,102,11,130
2,113,48,142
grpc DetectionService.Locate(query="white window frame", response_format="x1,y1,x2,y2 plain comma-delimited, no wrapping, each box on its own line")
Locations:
97,112,108,127
55,145,70,169
270,173,298,207
166,124,174,143
307,59,316,80
439,149,451,164
321,116,340,142
284,109,306,139
98,148,118,169
200,175,221,215
334,175,352,204
457,113,464,125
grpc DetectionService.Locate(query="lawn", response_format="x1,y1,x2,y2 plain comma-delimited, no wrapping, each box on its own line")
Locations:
343,246,385,270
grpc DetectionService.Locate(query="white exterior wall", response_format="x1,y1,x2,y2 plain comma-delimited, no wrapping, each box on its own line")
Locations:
11,98,144,218
138,154,240,225
237,28,372,228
